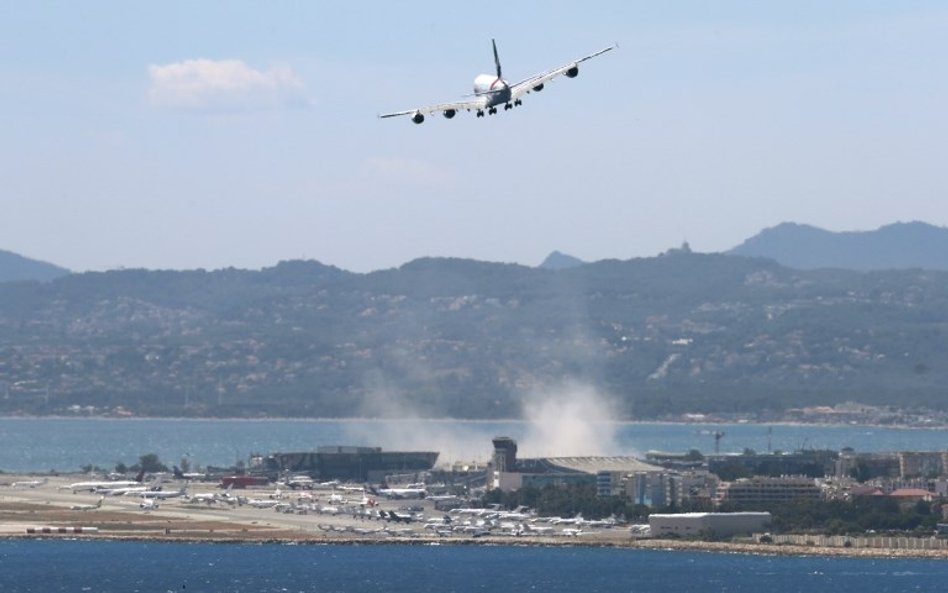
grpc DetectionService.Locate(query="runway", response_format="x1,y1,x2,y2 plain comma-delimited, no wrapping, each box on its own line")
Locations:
0,473,628,545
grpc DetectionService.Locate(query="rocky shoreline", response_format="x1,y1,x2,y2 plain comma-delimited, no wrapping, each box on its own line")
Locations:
5,526,948,560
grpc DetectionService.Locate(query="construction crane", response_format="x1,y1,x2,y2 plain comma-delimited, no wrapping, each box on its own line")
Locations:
713,431,725,454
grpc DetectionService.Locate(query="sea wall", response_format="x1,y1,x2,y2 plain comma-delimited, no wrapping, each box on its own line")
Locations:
763,533,948,551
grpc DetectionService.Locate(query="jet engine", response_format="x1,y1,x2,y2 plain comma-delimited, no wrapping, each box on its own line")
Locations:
565,66,579,78
443,109,456,119
532,83,544,92
411,112,425,124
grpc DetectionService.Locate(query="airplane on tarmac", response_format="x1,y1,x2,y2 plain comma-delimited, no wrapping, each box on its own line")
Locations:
70,497,104,511
139,498,159,511
379,39,616,124
371,484,428,499
11,477,47,488
62,469,145,493
523,523,554,535
96,475,163,497
139,486,187,500
172,466,206,481
241,497,281,509
384,510,421,523
550,513,585,525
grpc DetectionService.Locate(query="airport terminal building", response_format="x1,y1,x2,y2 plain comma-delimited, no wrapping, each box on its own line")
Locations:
258,446,438,482
489,436,665,494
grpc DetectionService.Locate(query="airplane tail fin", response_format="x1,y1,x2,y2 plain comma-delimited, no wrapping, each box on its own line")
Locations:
492,39,502,78
491,39,510,91
135,469,145,483
173,466,184,479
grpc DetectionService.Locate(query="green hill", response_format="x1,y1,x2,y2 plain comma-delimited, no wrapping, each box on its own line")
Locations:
1,253,947,419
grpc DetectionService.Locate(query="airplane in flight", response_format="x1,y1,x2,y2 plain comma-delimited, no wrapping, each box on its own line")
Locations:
379,39,616,124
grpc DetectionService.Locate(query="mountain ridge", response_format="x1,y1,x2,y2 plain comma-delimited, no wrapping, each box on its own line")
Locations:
728,221,948,270
0,249,70,283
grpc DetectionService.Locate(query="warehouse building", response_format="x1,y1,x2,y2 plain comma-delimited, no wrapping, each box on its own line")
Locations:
649,512,771,538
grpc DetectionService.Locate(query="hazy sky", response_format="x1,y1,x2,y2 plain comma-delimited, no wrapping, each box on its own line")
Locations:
2,2,946,272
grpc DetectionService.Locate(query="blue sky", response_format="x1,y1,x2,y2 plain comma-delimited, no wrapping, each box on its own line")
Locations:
2,1,947,272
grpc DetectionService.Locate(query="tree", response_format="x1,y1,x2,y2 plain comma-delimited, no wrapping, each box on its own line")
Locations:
136,453,168,473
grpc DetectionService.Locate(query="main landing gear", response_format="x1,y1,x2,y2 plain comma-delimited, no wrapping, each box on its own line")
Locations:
477,100,523,118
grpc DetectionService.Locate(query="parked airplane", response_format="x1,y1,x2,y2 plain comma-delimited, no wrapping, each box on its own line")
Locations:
173,466,205,480
140,486,187,500
384,510,421,523
523,524,554,535
11,477,47,488
62,470,145,494
139,498,159,511
379,39,615,124
97,475,163,497
371,485,427,499
69,497,104,511
281,475,315,489
242,497,280,509
550,513,584,525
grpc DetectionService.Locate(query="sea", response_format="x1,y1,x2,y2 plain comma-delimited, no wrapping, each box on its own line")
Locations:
0,540,946,593
0,417,947,474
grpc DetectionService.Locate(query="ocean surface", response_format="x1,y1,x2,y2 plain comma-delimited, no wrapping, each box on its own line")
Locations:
1,417,947,473
0,540,946,593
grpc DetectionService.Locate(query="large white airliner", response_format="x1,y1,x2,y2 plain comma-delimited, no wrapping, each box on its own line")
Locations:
379,39,616,124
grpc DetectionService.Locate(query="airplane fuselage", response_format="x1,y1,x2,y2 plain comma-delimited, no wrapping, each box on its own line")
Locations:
473,74,511,108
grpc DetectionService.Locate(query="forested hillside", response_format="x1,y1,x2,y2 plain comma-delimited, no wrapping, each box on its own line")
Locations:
2,253,947,418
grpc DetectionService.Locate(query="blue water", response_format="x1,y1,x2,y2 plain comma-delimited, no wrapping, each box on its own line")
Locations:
1,417,947,473
0,540,945,592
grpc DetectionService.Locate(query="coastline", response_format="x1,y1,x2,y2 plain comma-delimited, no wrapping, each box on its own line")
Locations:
4,529,947,560
2,414,947,431
3,475,946,560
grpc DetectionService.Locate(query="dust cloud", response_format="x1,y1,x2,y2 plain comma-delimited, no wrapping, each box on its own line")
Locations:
517,381,623,458
341,382,498,466
341,379,624,466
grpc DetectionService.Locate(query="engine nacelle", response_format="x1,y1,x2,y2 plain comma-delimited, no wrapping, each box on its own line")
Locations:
565,65,579,78
443,109,456,119
411,112,425,124
532,83,544,92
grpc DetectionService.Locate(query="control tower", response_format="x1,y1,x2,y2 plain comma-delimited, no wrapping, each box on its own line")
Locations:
491,437,518,472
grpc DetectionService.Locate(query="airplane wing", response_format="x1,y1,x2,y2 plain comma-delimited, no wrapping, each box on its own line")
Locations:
509,44,617,102
379,97,487,121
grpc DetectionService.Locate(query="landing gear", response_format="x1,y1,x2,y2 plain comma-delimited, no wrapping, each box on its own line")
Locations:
476,110,485,118
514,99,522,106
503,103,512,111
488,107,497,115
